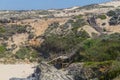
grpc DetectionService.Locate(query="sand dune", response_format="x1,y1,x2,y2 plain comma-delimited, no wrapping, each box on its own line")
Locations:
0,64,37,80
100,0,120,8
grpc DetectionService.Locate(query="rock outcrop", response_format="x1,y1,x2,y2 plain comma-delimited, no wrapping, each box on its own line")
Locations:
10,62,99,80
38,62,73,80
87,16,103,34
67,63,96,80
10,62,73,80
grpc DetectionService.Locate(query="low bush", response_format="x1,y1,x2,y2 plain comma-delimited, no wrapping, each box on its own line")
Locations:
0,25,27,39
98,14,107,20
81,33,120,61
84,61,120,80
15,47,39,61
107,10,116,17
38,29,89,58
0,45,6,58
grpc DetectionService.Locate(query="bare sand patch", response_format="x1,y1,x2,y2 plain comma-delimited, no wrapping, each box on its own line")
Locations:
0,63,37,80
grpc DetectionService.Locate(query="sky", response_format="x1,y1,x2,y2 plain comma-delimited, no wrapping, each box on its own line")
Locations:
0,0,112,10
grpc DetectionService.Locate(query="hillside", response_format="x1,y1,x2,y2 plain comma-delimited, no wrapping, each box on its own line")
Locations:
100,0,120,7
0,0,120,80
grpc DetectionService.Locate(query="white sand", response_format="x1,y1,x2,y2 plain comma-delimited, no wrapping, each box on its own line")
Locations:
0,64,37,80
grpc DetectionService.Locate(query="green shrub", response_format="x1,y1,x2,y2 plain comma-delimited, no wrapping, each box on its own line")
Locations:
84,60,113,68
15,47,38,61
0,27,6,33
16,25,27,33
71,19,87,33
72,19,86,28
0,25,27,38
0,45,6,58
73,15,83,19
107,10,116,17
98,14,107,20
39,30,89,59
81,34,120,61
15,47,30,59
84,61,120,80
101,61,120,80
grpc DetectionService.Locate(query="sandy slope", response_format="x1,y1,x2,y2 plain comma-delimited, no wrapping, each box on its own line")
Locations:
99,0,120,7
0,64,37,80
19,18,69,36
